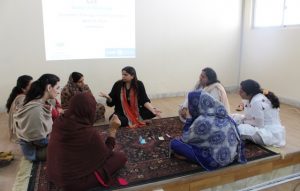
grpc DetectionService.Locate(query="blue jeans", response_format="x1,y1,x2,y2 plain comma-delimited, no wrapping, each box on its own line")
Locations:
19,138,48,161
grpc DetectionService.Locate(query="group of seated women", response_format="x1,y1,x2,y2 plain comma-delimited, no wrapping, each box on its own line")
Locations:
5,66,286,190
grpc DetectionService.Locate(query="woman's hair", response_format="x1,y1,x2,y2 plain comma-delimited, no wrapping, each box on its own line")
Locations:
240,79,280,108
24,74,60,105
122,66,138,90
202,67,220,86
6,75,33,113
71,72,83,83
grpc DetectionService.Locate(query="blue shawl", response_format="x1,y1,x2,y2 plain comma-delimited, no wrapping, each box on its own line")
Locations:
182,90,246,170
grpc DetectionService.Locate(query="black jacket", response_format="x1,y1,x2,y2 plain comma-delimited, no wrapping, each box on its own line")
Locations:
107,80,154,119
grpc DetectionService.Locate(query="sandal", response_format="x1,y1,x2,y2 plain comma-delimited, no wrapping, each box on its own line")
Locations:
236,103,244,111
0,152,14,168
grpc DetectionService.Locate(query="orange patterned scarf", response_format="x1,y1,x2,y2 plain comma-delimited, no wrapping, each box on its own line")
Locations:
121,87,145,128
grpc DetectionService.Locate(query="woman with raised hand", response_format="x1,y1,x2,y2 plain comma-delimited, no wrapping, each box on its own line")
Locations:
100,66,161,128
14,74,60,161
171,90,246,170
61,72,105,122
6,75,33,142
47,93,127,191
179,67,230,123
232,79,285,147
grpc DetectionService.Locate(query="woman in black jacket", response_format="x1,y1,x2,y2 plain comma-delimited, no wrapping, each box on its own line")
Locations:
100,66,161,127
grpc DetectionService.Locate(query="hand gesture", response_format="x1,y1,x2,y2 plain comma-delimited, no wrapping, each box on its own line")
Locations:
108,114,121,137
99,92,109,98
57,108,64,114
153,108,162,118
179,107,188,119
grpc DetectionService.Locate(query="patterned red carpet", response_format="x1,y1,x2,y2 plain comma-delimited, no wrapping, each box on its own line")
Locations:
28,117,277,191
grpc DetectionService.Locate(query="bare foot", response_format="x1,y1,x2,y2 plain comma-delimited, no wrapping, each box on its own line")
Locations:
173,153,187,160
143,119,152,125
110,114,121,128
109,115,121,137
236,103,244,111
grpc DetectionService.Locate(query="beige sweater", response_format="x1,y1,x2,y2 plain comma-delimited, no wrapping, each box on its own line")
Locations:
14,99,52,142
8,94,25,142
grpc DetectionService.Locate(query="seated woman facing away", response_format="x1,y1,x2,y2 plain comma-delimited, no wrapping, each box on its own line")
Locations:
232,79,286,147
47,93,127,191
100,66,161,128
6,75,33,142
61,72,105,122
1,75,33,166
171,90,246,170
179,67,230,123
14,74,60,161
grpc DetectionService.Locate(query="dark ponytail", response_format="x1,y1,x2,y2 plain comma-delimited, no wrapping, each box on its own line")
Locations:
263,90,280,108
240,79,280,108
24,74,60,105
6,75,33,113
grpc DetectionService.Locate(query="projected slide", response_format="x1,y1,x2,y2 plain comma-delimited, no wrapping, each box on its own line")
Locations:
42,0,135,60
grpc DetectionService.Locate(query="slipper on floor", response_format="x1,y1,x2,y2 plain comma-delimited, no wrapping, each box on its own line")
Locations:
236,103,244,111
0,152,14,168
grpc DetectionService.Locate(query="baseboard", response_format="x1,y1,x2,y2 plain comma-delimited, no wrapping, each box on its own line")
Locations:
148,91,187,99
279,96,300,108
224,87,300,109
148,86,239,99
0,107,5,112
224,85,239,93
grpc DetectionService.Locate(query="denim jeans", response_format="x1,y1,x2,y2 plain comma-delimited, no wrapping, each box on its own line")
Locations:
19,138,48,161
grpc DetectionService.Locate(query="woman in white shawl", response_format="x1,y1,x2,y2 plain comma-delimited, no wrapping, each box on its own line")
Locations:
179,67,230,122
232,79,285,147
14,74,60,161
6,75,33,142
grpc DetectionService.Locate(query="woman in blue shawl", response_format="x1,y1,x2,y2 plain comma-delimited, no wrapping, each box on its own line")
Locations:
170,90,246,170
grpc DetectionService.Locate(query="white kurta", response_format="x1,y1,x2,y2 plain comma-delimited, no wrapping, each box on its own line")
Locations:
179,83,230,123
233,93,285,147
203,83,230,113
180,83,230,111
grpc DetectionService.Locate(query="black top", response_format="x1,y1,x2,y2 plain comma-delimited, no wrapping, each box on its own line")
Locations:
107,80,151,117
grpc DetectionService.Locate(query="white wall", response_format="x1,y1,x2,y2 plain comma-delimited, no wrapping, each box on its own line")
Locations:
0,0,242,111
241,0,300,107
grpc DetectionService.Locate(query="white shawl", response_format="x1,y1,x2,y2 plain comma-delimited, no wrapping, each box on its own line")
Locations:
204,82,231,113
